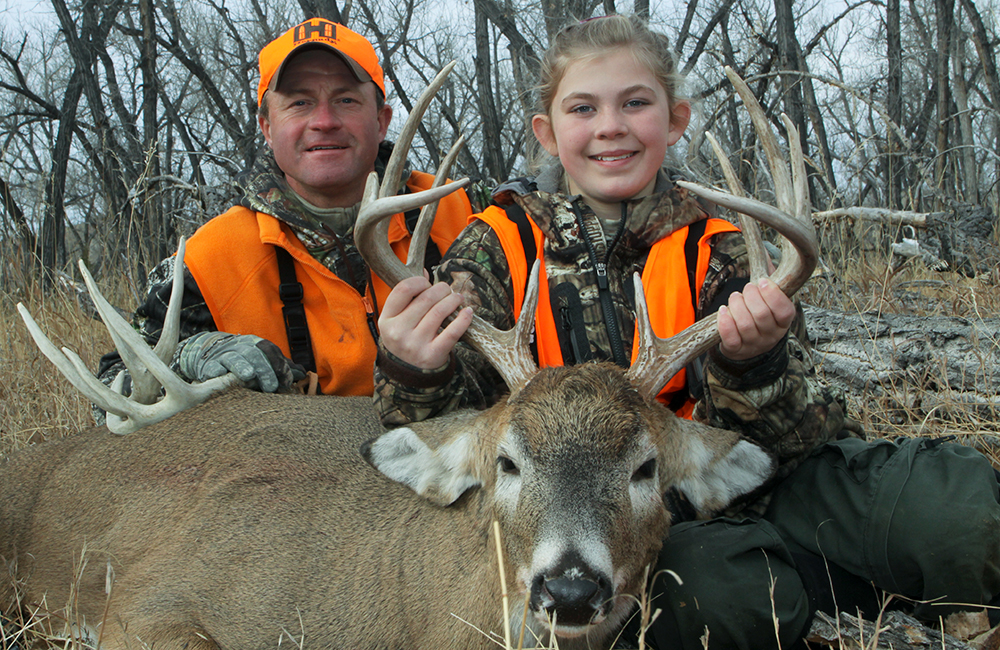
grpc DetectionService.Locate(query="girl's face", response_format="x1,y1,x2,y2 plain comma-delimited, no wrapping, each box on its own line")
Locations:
532,48,690,219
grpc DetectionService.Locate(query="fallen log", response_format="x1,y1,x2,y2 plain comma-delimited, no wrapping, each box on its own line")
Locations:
804,304,1000,427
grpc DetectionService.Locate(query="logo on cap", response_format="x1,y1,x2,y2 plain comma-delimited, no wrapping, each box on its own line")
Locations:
296,20,336,43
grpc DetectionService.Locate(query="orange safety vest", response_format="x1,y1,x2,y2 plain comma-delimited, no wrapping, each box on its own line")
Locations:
474,205,740,418
184,170,472,396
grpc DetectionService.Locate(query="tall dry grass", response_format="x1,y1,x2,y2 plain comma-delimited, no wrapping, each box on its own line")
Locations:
0,284,117,454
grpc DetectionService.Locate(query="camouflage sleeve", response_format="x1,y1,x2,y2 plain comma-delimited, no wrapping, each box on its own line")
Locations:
694,231,854,484
373,220,513,426
92,256,217,425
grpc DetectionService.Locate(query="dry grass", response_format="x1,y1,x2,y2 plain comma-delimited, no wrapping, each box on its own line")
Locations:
0,282,118,455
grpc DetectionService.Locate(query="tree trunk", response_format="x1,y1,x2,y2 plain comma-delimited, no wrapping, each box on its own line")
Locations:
474,2,507,184
40,66,84,279
959,0,1000,211
950,30,977,204
296,0,344,22
933,0,955,197
140,0,165,271
887,0,903,209
773,0,816,203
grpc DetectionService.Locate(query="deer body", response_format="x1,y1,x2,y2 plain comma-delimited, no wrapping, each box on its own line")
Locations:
2,390,496,649
1,363,773,650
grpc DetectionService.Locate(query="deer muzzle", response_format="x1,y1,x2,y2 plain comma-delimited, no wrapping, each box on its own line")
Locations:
530,568,613,632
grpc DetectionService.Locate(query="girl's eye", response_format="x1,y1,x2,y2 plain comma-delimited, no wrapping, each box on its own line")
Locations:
625,99,649,108
570,104,595,114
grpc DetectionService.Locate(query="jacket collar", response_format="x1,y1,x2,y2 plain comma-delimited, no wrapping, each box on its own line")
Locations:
492,160,712,251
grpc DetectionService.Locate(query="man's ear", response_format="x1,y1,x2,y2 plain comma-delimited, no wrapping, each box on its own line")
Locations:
377,103,393,141
532,114,559,157
666,100,691,146
259,112,273,149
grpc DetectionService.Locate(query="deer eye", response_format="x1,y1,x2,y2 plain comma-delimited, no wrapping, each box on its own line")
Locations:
498,455,520,475
632,458,656,481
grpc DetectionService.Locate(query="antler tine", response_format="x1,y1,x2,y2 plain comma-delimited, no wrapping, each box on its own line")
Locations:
356,178,538,396
380,60,458,200
121,237,187,403
355,60,470,287
356,61,540,398
462,262,541,398
17,242,236,434
355,173,470,288
704,131,768,282
724,67,795,215
625,67,818,403
406,134,467,275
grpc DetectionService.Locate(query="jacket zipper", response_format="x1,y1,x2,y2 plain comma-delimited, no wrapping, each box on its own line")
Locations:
572,200,630,368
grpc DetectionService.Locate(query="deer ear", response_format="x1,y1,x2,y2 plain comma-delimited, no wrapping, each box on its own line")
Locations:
666,418,777,516
362,423,482,507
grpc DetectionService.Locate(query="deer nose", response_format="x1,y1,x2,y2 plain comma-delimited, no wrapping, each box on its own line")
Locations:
534,574,609,627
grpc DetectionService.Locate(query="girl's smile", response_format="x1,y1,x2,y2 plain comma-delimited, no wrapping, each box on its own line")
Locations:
532,48,690,220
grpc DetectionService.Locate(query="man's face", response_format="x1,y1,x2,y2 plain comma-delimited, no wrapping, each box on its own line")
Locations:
259,49,392,208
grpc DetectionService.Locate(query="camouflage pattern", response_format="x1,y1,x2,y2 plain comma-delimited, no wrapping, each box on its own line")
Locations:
93,145,401,424
374,165,856,502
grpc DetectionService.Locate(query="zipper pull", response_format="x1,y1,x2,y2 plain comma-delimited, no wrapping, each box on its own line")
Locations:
362,294,379,341
595,262,609,290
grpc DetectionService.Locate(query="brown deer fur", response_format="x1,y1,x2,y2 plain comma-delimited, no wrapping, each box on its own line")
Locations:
0,363,773,649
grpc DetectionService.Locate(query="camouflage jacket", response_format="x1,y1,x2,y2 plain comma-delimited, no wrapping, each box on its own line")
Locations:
373,164,855,502
94,145,400,423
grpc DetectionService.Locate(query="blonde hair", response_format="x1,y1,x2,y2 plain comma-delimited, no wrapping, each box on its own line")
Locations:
536,14,684,117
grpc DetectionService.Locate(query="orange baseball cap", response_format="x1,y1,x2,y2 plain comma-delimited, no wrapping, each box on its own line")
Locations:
257,19,385,107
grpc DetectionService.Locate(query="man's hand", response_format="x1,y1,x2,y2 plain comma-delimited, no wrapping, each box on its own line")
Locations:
717,278,796,361
378,275,473,370
179,331,306,392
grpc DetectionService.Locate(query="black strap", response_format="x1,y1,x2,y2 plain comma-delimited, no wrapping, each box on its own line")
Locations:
684,218,708,312
572,200,629,368
274,246,317,373
552,282,591,364
682,218,710,402
504,202,537,277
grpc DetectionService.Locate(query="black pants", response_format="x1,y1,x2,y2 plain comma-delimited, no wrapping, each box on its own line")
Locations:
643,437,1000,650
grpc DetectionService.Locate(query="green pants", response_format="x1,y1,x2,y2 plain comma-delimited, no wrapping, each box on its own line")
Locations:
645,437,1000,650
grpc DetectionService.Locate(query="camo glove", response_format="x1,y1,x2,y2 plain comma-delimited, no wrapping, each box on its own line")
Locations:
179,331,306,393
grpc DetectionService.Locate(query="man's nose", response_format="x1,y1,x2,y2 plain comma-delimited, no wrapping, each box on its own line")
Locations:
310,101,343,129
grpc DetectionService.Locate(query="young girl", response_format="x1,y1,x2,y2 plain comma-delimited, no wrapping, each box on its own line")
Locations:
373,14,1000,650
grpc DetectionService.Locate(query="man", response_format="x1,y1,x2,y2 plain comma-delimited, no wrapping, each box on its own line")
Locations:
96,18,472,416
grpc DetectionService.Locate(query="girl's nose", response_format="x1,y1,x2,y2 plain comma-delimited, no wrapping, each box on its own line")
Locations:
594,109,627,139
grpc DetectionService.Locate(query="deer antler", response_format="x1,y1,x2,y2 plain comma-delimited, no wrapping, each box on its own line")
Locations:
17,238,236,434
354,62,540,397
625,67,819,401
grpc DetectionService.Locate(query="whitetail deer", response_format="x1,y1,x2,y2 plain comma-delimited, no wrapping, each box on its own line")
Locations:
4,67,816,649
